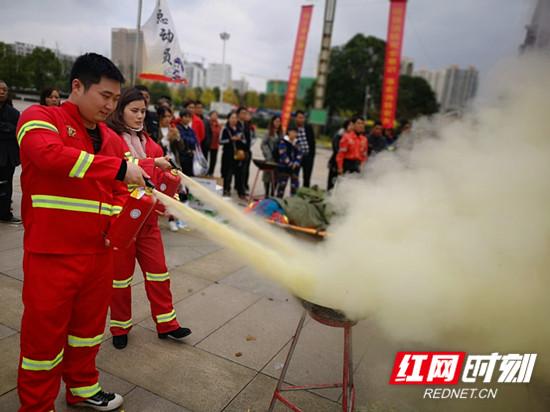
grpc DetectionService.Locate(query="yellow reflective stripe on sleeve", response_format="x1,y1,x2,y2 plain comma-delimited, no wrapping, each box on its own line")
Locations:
31,195,101,214
100,203,113,216
69,150,95,179
111,205,123,215
156,309,176,323
113,276,133,288
69,382,101,398
17,120,59,145
145,272,170,282
110,319,132,329
67,334,104,347
21,349,63,371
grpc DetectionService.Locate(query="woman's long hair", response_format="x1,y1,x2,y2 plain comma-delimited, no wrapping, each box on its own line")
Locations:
268,115,282,137
106,88,147,137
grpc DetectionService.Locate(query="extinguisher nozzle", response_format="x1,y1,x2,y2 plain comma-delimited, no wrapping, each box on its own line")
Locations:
168,159,181,171
144,177,156,189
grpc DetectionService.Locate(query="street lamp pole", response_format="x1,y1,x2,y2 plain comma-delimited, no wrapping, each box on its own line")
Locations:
132,0,143,85
219,31,230,102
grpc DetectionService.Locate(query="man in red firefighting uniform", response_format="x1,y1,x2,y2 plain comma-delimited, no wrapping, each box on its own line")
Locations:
336,115,368,175
16,53,145,412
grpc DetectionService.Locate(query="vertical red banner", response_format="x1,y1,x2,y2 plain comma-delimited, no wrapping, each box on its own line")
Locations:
281,5,314,130
380,0,407,129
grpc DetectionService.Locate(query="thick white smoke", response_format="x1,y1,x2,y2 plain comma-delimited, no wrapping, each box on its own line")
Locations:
304,54,550,375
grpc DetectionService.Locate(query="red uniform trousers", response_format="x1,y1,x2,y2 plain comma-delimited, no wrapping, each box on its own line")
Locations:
18,251,113,412
109,222,179,336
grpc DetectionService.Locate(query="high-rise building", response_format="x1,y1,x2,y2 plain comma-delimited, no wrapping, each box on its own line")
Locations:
111,28,144,83
232,78,249,95
184,61,206,88
520,0,550,53
415,65,478,113
400,57,414,76
206,63,232,90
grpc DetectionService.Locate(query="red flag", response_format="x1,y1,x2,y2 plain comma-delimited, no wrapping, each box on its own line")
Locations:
281,5,314,130
381,0,408,129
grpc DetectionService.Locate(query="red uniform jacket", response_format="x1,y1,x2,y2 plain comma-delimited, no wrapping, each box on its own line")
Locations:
113,133,164,226
17,102,126,254
192,114,205,144
336,131,368,171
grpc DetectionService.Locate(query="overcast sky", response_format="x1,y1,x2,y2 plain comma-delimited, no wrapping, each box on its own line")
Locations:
0,0,536,91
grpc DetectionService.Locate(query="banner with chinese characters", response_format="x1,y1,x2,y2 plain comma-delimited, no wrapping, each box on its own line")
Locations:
380,0,407,128
139,0,186,83
281,5,314,130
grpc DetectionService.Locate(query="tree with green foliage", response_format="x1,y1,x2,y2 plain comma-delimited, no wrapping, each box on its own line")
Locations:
397,75,438,119
201,88,215,107
25,48,63,91
264,93,281,110
0,42,68,91
222,88,239,105
243,91,260,108
213,87,220,101
326,34,386,116
148,82,171,105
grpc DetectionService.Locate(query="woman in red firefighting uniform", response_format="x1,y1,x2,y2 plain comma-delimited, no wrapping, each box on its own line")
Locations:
106,88,191,349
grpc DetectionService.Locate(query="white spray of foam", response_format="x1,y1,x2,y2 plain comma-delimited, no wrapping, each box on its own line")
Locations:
155,55,550,381
306,54,550,373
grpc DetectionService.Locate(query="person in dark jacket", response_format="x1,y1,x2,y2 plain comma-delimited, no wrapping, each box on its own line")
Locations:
195,100,211,159
261,115,283,197
327,119,352,191
220,111,247,198
0,80,21,223
293,110,316,188
176,109,198,177
368,121,387,155
237,107,252,193
276,126,303,198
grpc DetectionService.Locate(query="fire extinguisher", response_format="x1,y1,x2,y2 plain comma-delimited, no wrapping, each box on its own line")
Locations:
155,168,181,214
107,179,157,250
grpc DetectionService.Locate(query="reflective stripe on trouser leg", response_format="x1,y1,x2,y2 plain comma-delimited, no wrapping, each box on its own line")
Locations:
63,252,113,405
69,382,101,398
110,245,137,336
135,224,180,333
18,253,85,412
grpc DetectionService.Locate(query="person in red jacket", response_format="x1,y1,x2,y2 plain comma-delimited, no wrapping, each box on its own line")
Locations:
16,53,145,412
183,99,205,145
106,88,192,350
336,115,368,175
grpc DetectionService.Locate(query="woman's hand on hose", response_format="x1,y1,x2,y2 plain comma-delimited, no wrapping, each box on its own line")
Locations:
154,156,172,171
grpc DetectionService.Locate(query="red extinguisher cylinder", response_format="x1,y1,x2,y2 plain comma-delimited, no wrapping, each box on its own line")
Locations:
107,188,157,250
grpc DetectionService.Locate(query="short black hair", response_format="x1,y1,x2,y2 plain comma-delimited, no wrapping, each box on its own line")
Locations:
157,106,173,117
134,84,150,93
287,125,298,133
195,100,203,106
70,53,125,89
295,110,306,117
236,106,248,115
179,109,192,118
374,121,383,127
350,115,364,123
183,100,195,108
